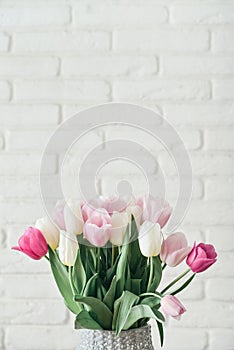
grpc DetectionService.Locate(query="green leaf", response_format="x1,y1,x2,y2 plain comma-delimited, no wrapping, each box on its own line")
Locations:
75,310,103,330
148,256,162,292
48,246,81,314
72,249,86,295
131,279,142,295
123,304,164,330
112,292,124,330
156,320,164,347
103,276,117,311
83,273,99,297
74,296,113,330
116,291,139,335
140,296,161,308
171,274,196,296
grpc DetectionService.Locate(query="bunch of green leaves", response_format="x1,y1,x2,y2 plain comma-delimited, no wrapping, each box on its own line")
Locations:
48,217,194,347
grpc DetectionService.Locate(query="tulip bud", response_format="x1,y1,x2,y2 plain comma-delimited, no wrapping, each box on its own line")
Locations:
161,295,186,320
186,242,217,273
83,209,112,247
58,230,79,266
160,232,191,267
138,221,162,257
110,211,129,246
64,201,84,236
12,226,48,260
35,216,59,250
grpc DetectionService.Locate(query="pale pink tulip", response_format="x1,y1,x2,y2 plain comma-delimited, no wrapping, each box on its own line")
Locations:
137,195,172,228
64,201,84,235
161,295,186,320
186,243,217,273
83,209,112,247
160,232,191,267
53,200,66,230
12,227,48,260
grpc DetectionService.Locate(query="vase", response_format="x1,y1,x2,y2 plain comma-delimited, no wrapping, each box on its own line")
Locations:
75,324,154,350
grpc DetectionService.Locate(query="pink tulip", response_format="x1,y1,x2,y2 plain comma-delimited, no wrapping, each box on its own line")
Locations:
53,200,66,230
82,196,127,221
186,242,217,273
12,227,48,260
160,232,191,267
161,295,186,320
137,195,172,228
83,209,112,247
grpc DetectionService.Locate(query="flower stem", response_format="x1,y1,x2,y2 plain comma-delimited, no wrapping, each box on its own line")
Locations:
111,245,115,267
162,262,167,271
147,257,154,291
44,255,50,261
161,268,191,294
97,247,101,273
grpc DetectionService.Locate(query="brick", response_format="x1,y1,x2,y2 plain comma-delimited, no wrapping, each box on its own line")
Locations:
206,177,234,200
206,279,234,301
0,33,9,51
153,328,207,350
113,80,210,100
205,129,234,150
159,151,234,176
206,227,234,252
5,326,77,350
162,103,234,126
0,199,46,223
162,55,234,75
0,105,59,127
13,31,110,52
0,275,60,299
205,252,234,278
0,328,3,348
74,4,168,26
0,81,10,100
0,154,57,175
114,29,209,52
0,175,58,199
14,80,110,102
0,250,49,274
62,55,157,77
209,330,234,350
213,30,234,52
8,129,54,151
184,200,234,225
171,4,234,24
0,57,59,77
0,300,67,325
170,301,234,328
0,6,70,26
0,134,4,149
213,80,234,99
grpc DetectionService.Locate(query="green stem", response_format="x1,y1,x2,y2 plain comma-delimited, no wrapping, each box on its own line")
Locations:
97,247,101,273
111,245,115,267
147,257,154,291
68,266,82,312
44,255,50,261
161,268,191,295
162,263,167,271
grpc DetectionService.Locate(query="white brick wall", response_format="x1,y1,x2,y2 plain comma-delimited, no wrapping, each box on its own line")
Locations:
0,1,233,350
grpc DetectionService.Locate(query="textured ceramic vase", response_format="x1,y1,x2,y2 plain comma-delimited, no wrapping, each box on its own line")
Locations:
75,324,154,350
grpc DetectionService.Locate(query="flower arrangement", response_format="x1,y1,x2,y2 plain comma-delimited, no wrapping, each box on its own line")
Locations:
12,195,217,346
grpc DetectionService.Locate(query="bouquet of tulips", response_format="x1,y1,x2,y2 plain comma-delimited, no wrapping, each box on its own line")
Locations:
12,195,217,346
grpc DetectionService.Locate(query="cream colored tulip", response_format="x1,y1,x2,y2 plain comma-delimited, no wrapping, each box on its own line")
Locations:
126,205,142,231
35,216,59,250
58,230,79,266
138,221,162,257
64,201,83,236
110,211,129,246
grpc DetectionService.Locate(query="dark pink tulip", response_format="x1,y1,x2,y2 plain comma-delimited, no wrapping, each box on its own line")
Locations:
161,295,186,320
186,242,217,273
161,232,191,267
12,227,48,260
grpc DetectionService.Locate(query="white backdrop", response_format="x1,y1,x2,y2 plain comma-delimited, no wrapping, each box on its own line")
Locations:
0,1,234,350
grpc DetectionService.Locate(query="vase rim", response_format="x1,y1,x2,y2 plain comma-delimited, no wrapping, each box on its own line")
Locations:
76,324,151,334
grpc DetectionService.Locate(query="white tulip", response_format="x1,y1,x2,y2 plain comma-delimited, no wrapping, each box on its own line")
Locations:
110,211,129,246
58,230,79,266
126,205,142,231
64,201,83,236
138,221,162,257
35,216,59,250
